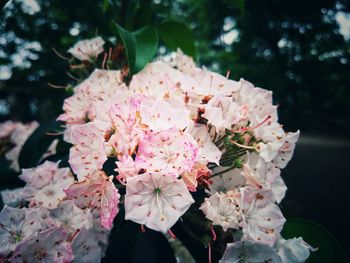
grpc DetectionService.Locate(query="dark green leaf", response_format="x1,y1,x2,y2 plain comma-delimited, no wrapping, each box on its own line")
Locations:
282,218,349,263
155,21,196,57
110,21,136,72
111,22,158,74
18,120,62,169
133,26,158,73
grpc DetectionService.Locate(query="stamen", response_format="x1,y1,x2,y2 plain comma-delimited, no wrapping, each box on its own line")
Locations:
140,224,146,233
102,52,108,69
208,242,212,263
230,140,256,150
210,224,217,241
52,47,70,60
226,70,231,79
66,71,80,81
168,229,176,239
46,131,63,136
47,82,66,89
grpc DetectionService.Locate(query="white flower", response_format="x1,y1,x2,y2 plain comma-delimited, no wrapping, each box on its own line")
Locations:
68,36,105,61
0,206,56,254
139,99,190,132
5,121,39,171
220,240,282,263
0,188,24,207
242,152,287,203
72,228,102,263
276,236,315,263
200,192,241,231
188,123,222,165
207,167,245,195
125,172,194,232
240,186,286,246
203,95,248,132
272,131,300,169
10,227,73,263
51,200,93,233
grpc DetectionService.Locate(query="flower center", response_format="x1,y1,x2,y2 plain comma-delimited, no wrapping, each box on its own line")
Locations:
154,187,162,194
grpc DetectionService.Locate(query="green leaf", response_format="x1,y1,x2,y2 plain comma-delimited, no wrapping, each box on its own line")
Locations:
111,22,158,74
133,26,158,73
282,218,349,263
18,120,62,169
155,21,196,57
110,21,136,71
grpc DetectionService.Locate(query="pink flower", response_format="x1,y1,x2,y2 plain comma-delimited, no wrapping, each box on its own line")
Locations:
188,123,222,165
20,161,74,209
115,156,141,184
139,100,190,132
20,161,63,188
68,122,107,180
181,162,212,192
5,121,39,171
0,120,19,139
64,171,120,229
203,95,248,131
136,129,198,176
124,172,194,232
68,36,105,61
58,69,127,125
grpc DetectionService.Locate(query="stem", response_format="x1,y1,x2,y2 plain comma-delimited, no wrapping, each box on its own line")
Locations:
210,166,235,178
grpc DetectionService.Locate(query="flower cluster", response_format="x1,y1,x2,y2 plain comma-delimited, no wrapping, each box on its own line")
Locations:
0,37,314,262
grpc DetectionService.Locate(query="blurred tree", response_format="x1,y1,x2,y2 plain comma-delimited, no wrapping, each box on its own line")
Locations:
1,0,349,135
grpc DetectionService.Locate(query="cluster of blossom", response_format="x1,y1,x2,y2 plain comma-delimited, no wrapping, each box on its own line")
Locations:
0,161,109,262
0,120,39,171
0,37,314,262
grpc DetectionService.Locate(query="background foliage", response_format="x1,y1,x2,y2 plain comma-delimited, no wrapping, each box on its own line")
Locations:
1,0,350,135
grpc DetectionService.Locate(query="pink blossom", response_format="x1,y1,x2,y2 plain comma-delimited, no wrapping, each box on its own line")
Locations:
139,99,190,132
181,162,212,192
68,122,107,180
64,171,120,229
68,36,105,61
124,172,194,232
136,129,198,176
115,156,141,184
188,124,222,165
5,121,39,171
